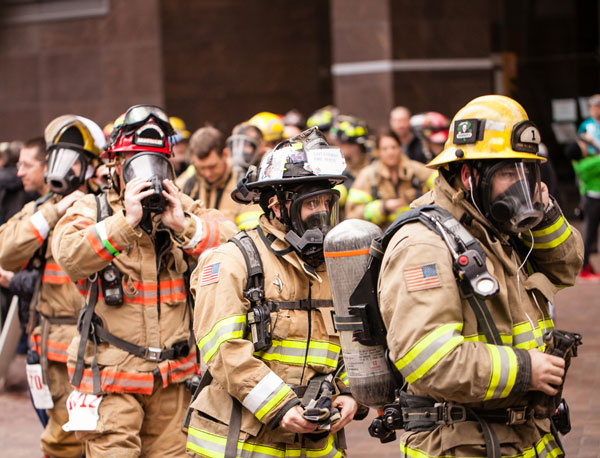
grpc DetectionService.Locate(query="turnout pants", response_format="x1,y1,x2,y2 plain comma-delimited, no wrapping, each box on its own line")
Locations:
75,380,190,458
41,361,84,458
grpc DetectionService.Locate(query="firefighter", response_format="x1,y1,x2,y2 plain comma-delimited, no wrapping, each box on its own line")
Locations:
346,130,435,229
0,115,106,458
179,125,262,230
51,105,237,457
185,127,359,457
378,95,583,457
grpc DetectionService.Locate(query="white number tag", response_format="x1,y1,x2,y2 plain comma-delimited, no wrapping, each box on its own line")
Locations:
26,363,54,409
62,390,103,432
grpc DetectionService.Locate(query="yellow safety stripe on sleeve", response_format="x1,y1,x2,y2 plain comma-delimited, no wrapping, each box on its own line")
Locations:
483,344,518,400
398,432,561,458
513,318,554,351
236,210,263,230
394,323,464,384
197,314,247,364
187,426,343,458
254,338,340,369
242,371,292,421
425,171,437,190
347,188,372,205
364,200,386,225
334,183,347,207
463,332,513,345
520,215,572,249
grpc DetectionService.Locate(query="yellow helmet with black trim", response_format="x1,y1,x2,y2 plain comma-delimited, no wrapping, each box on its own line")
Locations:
427,95,545,169
45,115,105,158
248,111,284,143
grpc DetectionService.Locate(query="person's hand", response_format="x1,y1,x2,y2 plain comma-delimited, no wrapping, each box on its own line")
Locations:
123,177,154,228
0,267,14,288
160,179,186,233
56,190,86,217
280,405,318,434
528,348,565,396
330,395,358,433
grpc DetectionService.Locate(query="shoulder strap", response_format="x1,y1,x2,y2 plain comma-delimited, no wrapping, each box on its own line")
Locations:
230,231,265,304
95,192,113,221
381,205,503,345
72,193,113,394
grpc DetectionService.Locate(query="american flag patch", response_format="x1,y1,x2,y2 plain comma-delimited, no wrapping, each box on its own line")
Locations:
200,263,220,286
404,264,441,291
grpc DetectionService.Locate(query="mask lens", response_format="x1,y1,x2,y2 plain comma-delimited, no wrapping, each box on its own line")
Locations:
488,161,543,233
122,152,175,184
229,135,258,168
294,190,339,236
46,147,85,195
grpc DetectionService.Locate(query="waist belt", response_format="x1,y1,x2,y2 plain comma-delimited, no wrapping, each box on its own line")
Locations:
93,322,190,362
43,315,78,325
402,402,532,431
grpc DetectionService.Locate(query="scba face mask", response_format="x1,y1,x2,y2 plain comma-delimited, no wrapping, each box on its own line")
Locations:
122,152,175,213
45,146,94,195
478,160,544,235
284,187,340,266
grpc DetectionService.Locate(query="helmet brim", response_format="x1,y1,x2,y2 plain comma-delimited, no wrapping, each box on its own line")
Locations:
231,174,346,204
427,146,547,169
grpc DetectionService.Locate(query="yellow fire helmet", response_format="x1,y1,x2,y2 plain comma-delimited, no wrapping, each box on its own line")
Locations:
427,95,546,170
169,116,190,143
248,111,284,143
45,115,105,158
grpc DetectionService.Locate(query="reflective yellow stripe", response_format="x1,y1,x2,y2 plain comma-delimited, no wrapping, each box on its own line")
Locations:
347,188,372,204
198,314,247,364
236,211,263,230
187,426,343,458
364,200,386,225
463,333,513,345
338,371,349,387
399,432,561,458
255,339,340,368
484,345,518,400
255,384,292,420
521,216,572,249
395,323,464,384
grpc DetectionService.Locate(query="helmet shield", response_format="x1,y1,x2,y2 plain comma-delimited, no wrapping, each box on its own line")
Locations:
45,146,89,195
228,134,259,169
122,152,175,213
479,160,544,234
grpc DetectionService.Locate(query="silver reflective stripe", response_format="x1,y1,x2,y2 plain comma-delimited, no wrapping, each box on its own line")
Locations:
183,214,204,249
187,426,343,458
242,372,286,415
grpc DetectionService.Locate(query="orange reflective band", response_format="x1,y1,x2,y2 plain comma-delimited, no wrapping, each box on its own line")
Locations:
323,248,370,258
